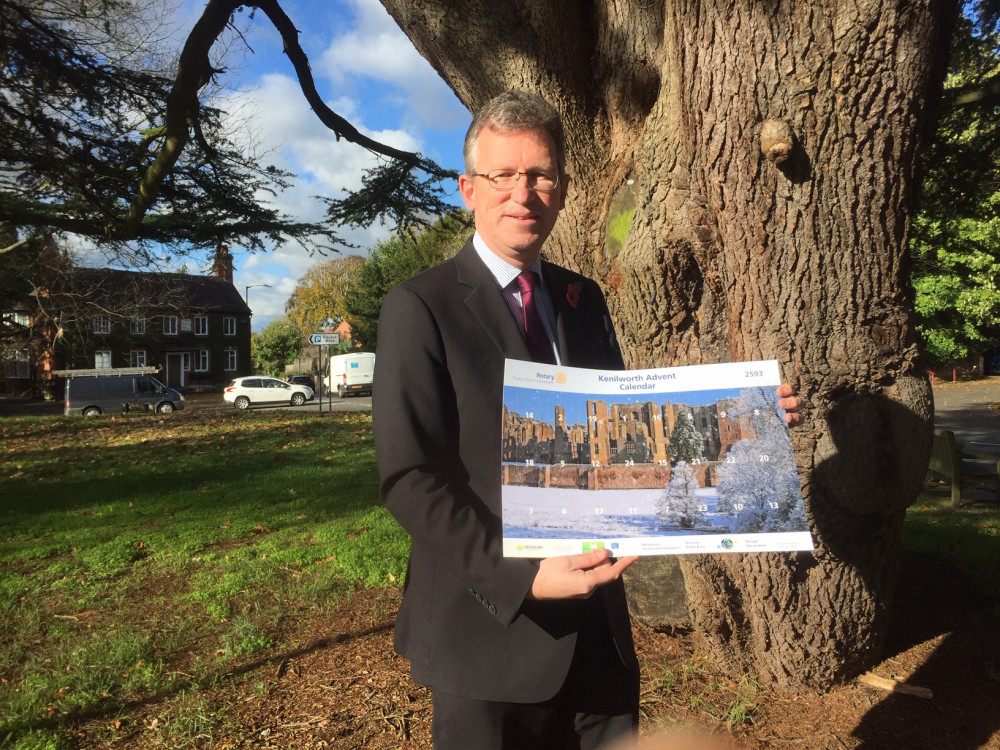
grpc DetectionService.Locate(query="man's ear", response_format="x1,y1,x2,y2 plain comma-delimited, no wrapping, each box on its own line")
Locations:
557,173,570,210
458,173,476,211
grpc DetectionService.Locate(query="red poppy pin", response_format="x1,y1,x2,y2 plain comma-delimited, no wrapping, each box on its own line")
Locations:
566,283,580,309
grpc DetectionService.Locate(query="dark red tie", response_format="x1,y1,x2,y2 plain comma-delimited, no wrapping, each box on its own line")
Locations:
516,271,556,364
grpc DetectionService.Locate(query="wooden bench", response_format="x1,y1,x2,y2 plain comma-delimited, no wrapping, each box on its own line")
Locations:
926,429,1000,506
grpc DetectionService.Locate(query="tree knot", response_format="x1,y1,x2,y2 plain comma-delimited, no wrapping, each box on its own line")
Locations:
760,119,795,165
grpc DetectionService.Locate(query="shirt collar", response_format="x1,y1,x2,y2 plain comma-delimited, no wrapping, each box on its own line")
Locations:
472,232,543,290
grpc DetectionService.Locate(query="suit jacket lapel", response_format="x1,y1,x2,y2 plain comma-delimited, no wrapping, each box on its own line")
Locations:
543,260,625,371
541,260,577,364
454,240,534,362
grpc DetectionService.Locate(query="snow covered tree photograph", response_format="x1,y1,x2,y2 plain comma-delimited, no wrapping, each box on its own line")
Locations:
715,387,805,533
655,460,706,530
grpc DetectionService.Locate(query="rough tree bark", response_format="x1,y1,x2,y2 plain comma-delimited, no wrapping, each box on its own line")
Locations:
381,0,956,688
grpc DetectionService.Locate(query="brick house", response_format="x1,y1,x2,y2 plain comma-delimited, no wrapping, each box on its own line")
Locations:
1,244,252,395
0,302,34,391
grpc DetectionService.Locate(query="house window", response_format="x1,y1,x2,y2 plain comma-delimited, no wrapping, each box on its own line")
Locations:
194,316,208,336
129,349,147,368
93,315,111,334
223,316,236,336
195,349,209,372
95,350,112,369
224,348,237,371
2,349,29,379
163,316,178,335
2,312,30,327
130,315,146,335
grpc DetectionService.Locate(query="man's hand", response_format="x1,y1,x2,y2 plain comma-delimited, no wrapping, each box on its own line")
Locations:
777,383,804,427
527,548,638,600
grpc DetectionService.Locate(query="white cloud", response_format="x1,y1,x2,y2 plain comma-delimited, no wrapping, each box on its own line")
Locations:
317,0,468,133
214,72,426,211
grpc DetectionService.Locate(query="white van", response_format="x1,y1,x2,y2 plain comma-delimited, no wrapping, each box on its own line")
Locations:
325,352,375,397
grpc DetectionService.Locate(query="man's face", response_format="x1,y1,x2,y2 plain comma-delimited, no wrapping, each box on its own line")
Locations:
458,127,569,269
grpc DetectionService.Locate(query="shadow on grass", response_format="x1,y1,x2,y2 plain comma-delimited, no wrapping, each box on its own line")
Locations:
3,618,395,743
851,537,1000,747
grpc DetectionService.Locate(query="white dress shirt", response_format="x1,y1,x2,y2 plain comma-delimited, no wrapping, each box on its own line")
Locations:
472,233,561,364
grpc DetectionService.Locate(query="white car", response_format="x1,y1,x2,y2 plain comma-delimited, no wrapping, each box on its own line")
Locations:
224,376,314,410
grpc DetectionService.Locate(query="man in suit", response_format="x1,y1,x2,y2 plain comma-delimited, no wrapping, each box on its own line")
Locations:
374,91,799,749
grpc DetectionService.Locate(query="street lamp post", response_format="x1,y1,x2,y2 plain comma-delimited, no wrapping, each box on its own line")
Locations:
245,283,272,308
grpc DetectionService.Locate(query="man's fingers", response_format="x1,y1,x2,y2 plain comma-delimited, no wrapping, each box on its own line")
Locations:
610,555,638,575
530,549,636,600
784,410,802,427
584,555,638,587
776,383,804,429
778,396,803,411
779,396,803,426
573,547,611,570
776,383,795,398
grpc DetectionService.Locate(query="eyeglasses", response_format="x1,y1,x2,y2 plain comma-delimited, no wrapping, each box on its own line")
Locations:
473,169,561,192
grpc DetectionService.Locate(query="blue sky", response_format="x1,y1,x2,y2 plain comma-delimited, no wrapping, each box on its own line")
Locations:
211,0,471,330
80,0,471,331
503,386,749,428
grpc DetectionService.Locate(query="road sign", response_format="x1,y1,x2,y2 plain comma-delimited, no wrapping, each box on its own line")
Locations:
309,333,341,346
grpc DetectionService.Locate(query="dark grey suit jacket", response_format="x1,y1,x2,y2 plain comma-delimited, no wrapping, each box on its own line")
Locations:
373,239,637,703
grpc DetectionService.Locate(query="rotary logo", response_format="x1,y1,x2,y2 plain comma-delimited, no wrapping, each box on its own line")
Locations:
555,372,567,384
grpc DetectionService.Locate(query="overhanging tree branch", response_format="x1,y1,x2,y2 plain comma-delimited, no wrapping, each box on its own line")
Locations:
949,73,1000,107
256,0,450,178
118,0,453,243
119,0,233,240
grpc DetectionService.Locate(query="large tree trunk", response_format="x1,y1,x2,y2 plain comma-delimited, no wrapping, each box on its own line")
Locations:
382,0,955,688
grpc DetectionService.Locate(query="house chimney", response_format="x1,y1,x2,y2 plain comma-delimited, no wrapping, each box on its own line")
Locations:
213,243,233,283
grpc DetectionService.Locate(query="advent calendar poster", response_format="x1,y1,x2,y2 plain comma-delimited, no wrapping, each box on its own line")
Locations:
500,359,813,558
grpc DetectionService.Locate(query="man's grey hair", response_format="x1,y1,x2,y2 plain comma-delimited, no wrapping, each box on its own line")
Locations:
463,90,566,175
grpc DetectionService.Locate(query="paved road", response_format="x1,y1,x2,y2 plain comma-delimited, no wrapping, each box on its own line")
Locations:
930,376,1000,447
287,394,372,414
0,393,371,418
0,397,62,418
193,395,373,414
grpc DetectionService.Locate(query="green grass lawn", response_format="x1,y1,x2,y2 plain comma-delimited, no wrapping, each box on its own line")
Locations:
902,492,1000,606
0,408,409,749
